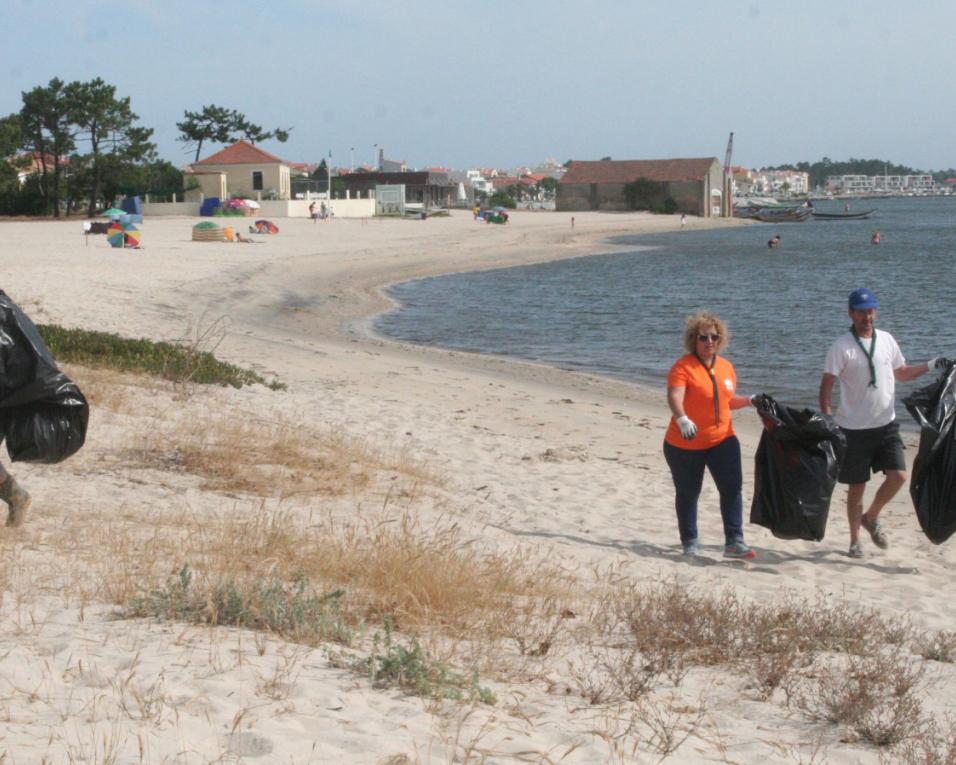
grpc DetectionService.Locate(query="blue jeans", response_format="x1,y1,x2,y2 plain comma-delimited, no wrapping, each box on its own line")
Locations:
663,436,744,545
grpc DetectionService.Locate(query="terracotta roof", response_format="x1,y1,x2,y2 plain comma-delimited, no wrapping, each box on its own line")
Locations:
561,158,718,185
195,140,288,166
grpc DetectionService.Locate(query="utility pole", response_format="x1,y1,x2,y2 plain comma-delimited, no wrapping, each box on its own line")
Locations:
350,147,354,172
723,132,734,217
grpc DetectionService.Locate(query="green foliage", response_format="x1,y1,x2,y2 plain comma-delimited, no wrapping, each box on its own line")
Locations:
36,323,285,390
127,564,353,645
18,77,75,217
488,191,516,209
310,159,329,181
354,617,496,704
538,176,559,197
177,104,292,162
67,77,156,216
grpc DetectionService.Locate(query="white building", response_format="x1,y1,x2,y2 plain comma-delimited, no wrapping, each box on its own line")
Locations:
752,169,809,197
466,169,494,196
827,173,937,195
825,175,873,195
904,174,936,193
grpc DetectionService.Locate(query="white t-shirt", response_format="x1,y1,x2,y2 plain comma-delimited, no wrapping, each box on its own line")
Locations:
824,330,905,430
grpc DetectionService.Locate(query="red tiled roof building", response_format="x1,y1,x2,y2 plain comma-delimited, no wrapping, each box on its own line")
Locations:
557,157,725,217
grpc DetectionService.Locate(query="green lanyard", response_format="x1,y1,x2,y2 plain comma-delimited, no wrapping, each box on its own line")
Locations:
851,328,877,388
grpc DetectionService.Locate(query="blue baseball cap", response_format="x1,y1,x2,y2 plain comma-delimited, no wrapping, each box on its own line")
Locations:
848,288,879,310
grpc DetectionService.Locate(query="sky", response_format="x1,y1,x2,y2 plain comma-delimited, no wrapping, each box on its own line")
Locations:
4,0,956,172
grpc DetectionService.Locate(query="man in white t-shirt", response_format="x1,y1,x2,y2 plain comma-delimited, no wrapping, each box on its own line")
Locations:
819,288,948,558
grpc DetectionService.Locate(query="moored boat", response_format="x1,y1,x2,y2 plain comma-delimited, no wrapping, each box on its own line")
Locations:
751,207,812,223
811,209,877,220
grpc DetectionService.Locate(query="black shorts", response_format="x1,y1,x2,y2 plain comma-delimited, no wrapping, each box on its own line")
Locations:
837,422,906,485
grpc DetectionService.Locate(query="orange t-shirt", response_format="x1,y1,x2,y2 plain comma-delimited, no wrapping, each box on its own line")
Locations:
664,354,737,450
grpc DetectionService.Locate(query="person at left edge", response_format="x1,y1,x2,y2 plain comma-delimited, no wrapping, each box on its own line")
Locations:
664,312,759,560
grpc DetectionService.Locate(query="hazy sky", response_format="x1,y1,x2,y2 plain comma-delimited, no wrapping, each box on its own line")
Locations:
5,0,955,171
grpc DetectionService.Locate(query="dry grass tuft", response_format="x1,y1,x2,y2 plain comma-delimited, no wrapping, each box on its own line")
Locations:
791,650,929,747
916,631,956,663
109,508,575,644
891,716,956,763
133,412,378,496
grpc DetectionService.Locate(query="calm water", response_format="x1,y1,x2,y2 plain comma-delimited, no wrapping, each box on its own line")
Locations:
376,197,956,415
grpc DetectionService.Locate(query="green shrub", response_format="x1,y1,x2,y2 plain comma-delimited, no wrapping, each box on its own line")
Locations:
354,616,496,704
127,564,353,646
488,191,516,209
37,323,285,390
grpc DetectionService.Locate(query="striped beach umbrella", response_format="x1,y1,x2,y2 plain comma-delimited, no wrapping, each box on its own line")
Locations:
107,222,125,247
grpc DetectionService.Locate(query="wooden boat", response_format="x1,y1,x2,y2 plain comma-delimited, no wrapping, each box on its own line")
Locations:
811,209,876,221
752,207,812,223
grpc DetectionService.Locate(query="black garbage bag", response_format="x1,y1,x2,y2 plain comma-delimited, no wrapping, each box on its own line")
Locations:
750,394,847,541
903,361,956,544
0,290,89,464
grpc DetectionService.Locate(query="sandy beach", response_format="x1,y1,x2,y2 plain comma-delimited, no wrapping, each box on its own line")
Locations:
1,210,954,764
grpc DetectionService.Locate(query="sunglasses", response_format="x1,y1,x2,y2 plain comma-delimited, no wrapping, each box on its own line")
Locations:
697,333,720,342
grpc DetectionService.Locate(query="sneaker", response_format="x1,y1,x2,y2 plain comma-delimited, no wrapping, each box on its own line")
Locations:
848,541,864,559
682,540,700,557
723,541,756,560
0,477,31,528
861,515,888,549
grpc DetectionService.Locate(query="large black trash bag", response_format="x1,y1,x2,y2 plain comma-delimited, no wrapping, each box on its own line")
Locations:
903,361,956,544
750,394,847,541
0,290,89,464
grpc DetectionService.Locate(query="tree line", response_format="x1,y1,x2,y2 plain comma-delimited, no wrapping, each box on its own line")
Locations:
762,158,956,189
2,78,291,217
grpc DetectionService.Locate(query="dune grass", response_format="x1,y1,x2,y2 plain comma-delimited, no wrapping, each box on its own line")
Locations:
38,323,285,390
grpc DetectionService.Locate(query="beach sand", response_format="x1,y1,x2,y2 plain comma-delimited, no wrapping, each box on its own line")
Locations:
0,211,953,763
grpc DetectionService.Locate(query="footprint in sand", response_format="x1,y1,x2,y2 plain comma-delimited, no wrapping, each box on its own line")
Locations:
221,732,274,758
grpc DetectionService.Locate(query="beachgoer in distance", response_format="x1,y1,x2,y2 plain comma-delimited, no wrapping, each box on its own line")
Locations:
664,312,759,559
819,288,949,558
309,201,316,223
768,234,781,249
571,216,575,229
872,230,881,245
680,213,687,228
0,464,31,527
844,202,850,213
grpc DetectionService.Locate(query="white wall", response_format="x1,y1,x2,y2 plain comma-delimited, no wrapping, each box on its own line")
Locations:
141,201,200,216
140,198,376,219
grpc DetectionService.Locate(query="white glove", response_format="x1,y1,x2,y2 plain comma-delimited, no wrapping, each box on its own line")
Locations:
928,357,951,370
676,415,697,440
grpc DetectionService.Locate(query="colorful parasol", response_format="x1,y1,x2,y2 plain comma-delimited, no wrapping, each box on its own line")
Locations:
107,222,125,247
253,219,279,234
103,207,126,217
107,221,140,248
122,222,140,248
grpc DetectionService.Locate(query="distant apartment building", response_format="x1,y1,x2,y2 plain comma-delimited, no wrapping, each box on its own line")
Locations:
825,175,873,195
904,174,936,193
752,169,809,196
871,175,903,193
827,173,937,195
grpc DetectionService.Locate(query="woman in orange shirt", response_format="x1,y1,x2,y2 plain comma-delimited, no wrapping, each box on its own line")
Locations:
664,312,758,559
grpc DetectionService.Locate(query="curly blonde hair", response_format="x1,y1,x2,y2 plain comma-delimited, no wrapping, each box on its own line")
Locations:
682,312,730,354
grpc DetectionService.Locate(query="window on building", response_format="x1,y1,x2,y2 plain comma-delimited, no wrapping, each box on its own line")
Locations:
252,171,263,191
